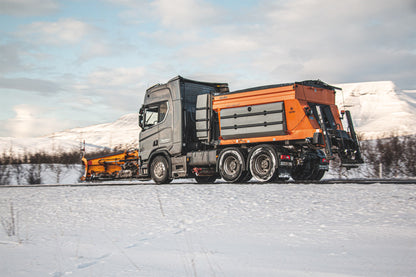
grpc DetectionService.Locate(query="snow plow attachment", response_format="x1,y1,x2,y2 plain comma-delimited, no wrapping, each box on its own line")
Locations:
81,149,142,181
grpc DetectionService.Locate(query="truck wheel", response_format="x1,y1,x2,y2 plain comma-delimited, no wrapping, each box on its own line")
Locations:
311,169,325,180
195,175,217,184
249,145,277,182
291,162,312,181
150,155,171,184
292,150,325,181
218,148,245,183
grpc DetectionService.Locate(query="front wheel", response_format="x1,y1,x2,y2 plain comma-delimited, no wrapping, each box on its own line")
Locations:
150,155,171,184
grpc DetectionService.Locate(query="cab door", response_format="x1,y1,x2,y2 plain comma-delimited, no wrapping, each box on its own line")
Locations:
139,101,171,160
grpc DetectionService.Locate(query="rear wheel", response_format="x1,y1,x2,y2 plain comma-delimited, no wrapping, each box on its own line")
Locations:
311,169,325,180
241,171,253,183
292,150,326,181
218,148,245,183
150,155,171,184
195,175,217,184
248,145,278,182
291,163,313,181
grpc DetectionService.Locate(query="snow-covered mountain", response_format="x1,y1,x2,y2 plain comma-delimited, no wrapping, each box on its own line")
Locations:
0,114,140,157
335,81,416,139
1,80,415,157
47,113,140,150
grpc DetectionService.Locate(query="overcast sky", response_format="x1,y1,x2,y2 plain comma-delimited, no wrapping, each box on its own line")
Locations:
1,0,415,137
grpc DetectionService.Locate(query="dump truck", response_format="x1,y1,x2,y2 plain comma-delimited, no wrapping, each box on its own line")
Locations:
81,76,363,183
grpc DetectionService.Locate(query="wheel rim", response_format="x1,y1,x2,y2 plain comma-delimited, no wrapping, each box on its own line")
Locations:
219,149,244,182
223,155,241,179
250,147,276,182
154,160,166,179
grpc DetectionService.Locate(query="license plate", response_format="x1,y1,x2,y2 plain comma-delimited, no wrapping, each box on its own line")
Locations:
280,161,292,167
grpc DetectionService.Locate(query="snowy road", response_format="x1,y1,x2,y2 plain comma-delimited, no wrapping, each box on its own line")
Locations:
0,183,415,276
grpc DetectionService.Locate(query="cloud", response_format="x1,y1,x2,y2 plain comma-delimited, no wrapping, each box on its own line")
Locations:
150,0,219,28
78,40,112,62
67,66,149,114
0,0,58,16
192,0,416,88
0,43,25,74
87,67,146,88
4,104,66,137
0,76,61,94
17,18,93,45
105,0,222,28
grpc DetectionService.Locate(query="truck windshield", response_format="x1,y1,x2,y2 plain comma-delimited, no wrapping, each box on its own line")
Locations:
144,102,168,129
145,106,158,127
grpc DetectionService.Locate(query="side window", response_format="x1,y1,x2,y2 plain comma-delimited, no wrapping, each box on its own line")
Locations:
159,102,167,123
144,102,168,129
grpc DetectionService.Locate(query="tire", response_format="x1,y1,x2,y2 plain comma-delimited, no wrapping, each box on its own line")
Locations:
195,175,217,184
150,155,171,184
248,145,278,182
292,159,315,181
241,171,253,183
218,148,245,183
311,169,325,181
291,164,312,181
292,150,326,181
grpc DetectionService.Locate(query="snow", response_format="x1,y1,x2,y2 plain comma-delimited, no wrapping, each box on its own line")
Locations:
0,164,83,185
45,113,140,150
1,183,415,276
0,113,140,157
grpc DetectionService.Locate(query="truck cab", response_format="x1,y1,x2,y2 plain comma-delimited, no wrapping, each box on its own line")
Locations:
138,76,228,183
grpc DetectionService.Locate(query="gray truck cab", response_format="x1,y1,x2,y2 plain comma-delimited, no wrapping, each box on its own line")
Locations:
138,76,228,182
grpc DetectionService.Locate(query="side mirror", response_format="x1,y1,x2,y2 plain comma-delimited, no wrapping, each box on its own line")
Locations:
138,114,143,129
138,107,144,128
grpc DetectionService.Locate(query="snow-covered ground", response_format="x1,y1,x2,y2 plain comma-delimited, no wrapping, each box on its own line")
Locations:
0,164,84,186
1,182,415,276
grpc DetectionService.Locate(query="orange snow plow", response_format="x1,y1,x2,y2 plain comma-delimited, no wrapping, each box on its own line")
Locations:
81,149,141,181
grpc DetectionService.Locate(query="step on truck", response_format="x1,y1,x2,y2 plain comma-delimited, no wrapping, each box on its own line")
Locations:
81,76,363,183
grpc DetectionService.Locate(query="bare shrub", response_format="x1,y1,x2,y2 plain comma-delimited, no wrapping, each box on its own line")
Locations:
361,135,416,178
27,164,42,185
1,202,18,238
0,165,10,185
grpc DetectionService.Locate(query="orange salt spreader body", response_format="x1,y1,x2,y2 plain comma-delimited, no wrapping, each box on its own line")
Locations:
213,81,342,145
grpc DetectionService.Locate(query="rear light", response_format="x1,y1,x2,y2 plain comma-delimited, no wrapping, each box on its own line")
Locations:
321,158,328,164
280,155,291,160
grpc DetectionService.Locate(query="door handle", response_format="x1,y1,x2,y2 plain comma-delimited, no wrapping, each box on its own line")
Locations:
153,140,158,146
